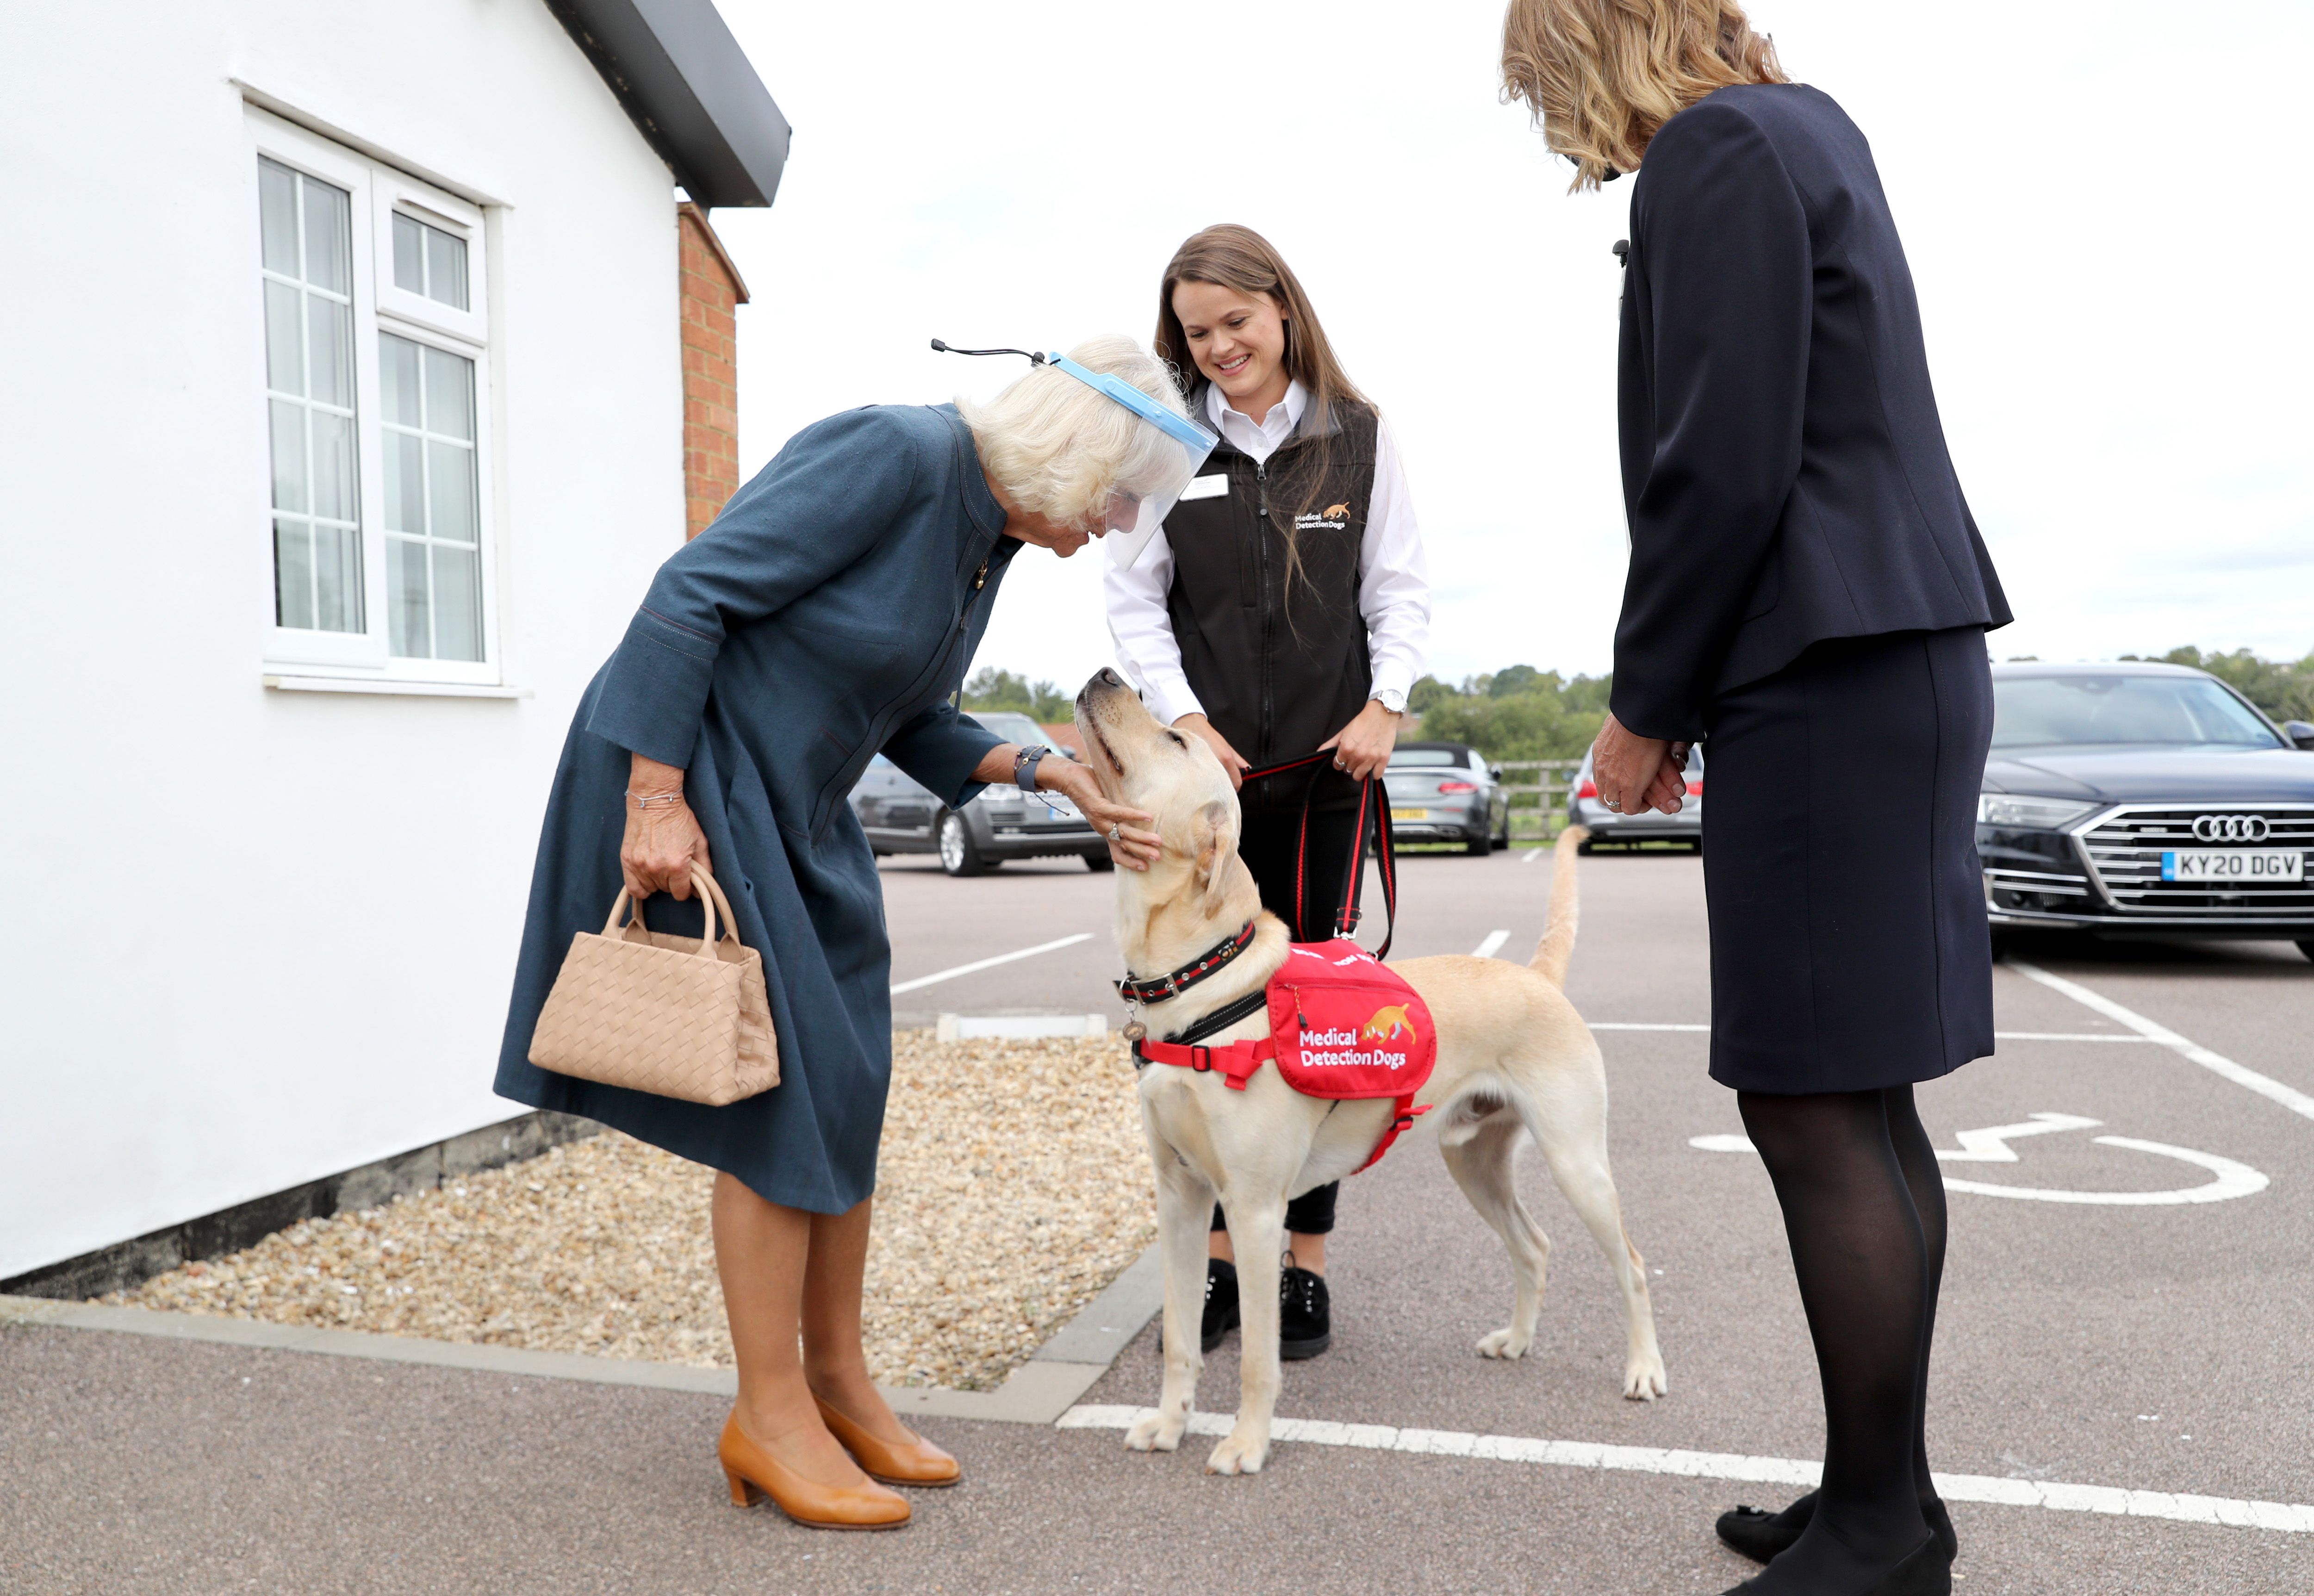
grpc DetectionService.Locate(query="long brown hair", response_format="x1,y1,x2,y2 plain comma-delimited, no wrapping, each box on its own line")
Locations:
1154,224,1369,613
1499,0,1786,191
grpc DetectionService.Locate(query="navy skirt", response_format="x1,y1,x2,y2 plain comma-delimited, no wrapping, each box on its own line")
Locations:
1701,626,1995,1094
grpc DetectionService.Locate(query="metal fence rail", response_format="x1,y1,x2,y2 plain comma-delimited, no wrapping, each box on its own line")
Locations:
1495,759,1585,842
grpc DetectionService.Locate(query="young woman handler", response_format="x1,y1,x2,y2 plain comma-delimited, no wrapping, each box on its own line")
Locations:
1105,223,1432,1361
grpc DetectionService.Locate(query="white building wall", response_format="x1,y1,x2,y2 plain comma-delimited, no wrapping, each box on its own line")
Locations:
0,1,689,1278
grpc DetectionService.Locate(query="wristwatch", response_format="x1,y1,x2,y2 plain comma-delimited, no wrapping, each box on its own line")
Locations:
1372,688,1406,715
1013,744,1050,793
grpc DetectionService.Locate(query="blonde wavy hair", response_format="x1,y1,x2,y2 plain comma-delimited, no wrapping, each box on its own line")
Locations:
1500,0,1787,192
957,336,1194,530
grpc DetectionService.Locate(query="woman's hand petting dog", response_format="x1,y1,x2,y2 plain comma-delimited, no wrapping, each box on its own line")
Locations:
1589,713,1690,816
1042,757,1162,871
622,752,713,900
1172,713,1250,790
1319,698,1402,781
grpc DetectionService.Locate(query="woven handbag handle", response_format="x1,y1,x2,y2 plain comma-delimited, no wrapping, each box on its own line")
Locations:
601,867,724,955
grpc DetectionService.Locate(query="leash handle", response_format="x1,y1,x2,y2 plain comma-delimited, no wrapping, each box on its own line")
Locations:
1237,750,1398,962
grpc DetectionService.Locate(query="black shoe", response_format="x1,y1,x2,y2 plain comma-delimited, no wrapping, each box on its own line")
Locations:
1717,1491,1957,1567
1279,1263,1332,1359
1201,1258,1240,1352
1717,1534,1949,1596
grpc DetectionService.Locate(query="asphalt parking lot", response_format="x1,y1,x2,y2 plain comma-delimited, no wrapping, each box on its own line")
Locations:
8,845,2311,1593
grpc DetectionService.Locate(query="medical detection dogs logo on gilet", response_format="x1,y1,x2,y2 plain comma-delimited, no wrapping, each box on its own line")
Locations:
1266,941,1437,1102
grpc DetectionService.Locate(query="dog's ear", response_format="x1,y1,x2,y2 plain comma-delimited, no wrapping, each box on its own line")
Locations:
1194,800,1237,917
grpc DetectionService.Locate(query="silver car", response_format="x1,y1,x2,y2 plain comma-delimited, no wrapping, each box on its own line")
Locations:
1567,743,1705,851
849,710,1111,876
1385,741,1511,855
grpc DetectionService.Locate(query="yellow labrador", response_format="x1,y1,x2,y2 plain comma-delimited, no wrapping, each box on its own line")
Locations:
1074,669,1667,1476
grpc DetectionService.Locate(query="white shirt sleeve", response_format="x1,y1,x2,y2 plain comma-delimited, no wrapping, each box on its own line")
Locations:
1360,421,1431,711
1103,528,1207,727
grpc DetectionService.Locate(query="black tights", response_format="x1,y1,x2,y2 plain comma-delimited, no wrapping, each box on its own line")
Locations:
1736,1085,1945,1590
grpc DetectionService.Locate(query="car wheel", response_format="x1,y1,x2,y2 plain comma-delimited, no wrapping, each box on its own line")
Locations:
1465,827,1492,857
1084,851,1114,872
1575,838,1594,856
938,812,990,877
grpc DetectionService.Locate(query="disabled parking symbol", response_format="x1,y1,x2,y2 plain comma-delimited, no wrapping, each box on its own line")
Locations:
1689,1112,2269,1205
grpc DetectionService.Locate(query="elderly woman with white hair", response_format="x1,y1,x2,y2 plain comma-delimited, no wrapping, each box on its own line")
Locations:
495,337,1182,1531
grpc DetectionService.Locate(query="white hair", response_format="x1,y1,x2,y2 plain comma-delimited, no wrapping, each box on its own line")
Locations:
957,336,1193,528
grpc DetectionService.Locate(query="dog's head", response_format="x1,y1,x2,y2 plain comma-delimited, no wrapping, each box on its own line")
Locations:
1074,668,1256,940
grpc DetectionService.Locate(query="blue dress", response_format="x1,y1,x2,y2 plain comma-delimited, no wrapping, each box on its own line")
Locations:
495,404,1015,1212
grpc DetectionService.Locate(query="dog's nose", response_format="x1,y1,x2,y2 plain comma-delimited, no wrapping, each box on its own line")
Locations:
1096,667,1123,688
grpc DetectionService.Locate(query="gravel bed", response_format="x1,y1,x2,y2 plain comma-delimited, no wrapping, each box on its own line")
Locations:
102,1033,1155,1391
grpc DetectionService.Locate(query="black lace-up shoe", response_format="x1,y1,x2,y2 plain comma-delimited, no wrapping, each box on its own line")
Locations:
1279,1263,1332,1359
1201,1258,1240,1352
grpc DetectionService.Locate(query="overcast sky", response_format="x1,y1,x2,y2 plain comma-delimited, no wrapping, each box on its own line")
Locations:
704,0,2313,696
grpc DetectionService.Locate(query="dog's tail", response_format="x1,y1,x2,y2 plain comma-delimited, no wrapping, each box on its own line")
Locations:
1528,825,1588,987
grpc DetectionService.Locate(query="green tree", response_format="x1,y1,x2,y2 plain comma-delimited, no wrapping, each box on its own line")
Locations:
2120,646,2314,723
1410,665,1611,760
962,667,1073,723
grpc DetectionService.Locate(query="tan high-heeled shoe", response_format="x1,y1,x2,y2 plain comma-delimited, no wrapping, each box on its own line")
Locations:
815,1396,961,1487
718,1412,911,1529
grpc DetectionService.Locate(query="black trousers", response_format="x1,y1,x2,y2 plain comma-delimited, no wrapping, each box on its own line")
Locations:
1209,799,1364,1237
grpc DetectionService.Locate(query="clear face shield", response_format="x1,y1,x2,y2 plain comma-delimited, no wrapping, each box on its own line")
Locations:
930,339,1216,570
1040,354,1217,571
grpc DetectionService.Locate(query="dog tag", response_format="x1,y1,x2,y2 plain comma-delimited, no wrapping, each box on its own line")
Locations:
1122,1020,1146,1043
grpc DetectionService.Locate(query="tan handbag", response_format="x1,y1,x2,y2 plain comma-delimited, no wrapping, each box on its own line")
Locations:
529,866,778,1106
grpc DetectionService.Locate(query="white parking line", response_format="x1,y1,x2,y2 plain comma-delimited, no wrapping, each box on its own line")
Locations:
890,933,1095,996
1471,929,1510,959
1055,1406,2314,1533
1587,1022,2150,1042
2009,960,2314,1124
1521,847,1549,865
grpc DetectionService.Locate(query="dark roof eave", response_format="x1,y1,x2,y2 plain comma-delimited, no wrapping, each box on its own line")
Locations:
542,0,790,208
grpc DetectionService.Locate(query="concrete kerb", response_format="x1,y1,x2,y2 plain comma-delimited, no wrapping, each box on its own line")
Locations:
0,1239,1165,1425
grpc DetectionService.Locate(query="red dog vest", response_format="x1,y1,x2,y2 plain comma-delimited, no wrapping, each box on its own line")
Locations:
1135,940,1438,1173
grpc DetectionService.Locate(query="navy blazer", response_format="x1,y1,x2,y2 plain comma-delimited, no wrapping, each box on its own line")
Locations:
1611,83,2010,743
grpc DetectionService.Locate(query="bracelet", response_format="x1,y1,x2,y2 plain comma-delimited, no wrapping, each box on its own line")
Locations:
626,789,687,809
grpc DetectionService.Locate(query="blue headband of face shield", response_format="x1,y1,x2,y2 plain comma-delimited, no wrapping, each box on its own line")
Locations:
930,339,1218,569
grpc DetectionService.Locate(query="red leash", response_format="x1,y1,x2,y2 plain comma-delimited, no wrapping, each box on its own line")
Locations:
1235,751,1400,960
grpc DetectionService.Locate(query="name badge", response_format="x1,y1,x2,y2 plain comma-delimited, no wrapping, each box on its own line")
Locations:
1178,474,1229,502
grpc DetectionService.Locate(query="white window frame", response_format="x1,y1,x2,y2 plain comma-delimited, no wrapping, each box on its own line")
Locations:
249,108,501,687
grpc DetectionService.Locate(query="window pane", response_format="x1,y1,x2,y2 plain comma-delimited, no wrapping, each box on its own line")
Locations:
392,213,425,296
261,156,361,634
306,293,352,408
424,346,473,440
387,537,429,658
427,439,476,543
312,410,358,523
300,174,349,293
263,280,304,396
275,518,314,630
383,429,423,534
315,521,363,633
431,543,482,661
258,160,299,275
379,333,421,428
268,398,307,513
423,226,469,310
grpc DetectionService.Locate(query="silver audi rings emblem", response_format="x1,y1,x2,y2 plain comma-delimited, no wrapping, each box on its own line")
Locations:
2192,814,2269,843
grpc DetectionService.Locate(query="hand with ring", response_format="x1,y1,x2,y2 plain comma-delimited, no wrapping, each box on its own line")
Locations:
1318,698,1402,782
1588,712,1689,818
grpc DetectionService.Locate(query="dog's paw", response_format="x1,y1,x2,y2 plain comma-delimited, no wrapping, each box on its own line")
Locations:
1476,1326,1532,1360
1125,1408,1187,1452
1622,1356,1669,1401
1203,1425,1270,1476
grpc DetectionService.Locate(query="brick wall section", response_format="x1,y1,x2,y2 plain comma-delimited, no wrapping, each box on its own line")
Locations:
677,202,751,540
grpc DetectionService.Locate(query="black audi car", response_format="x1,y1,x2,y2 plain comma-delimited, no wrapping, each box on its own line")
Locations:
1978,661,2314,957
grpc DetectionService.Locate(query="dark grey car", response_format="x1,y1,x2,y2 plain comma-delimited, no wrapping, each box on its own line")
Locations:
1978,661,2314,956
850,709,1111,876
1384,741,1510,855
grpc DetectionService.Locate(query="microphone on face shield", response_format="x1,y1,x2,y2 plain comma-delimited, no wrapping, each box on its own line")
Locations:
930,339,1048,365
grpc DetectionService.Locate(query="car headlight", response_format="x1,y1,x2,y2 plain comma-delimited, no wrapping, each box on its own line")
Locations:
1977,794,2098,830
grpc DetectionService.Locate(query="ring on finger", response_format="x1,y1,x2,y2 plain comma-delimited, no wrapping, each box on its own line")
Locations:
1108,823,1122,842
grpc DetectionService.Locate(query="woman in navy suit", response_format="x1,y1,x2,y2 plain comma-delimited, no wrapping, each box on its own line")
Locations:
1504,5,2010,1594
